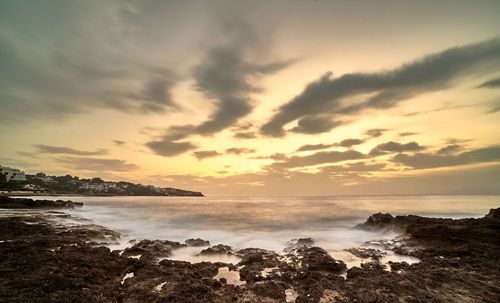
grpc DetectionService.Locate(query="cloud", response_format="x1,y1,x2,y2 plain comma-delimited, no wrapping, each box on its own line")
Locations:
370,141,424,156
55,157,138,172
0,2,183,124
392,146,500,169
437,144,463,155
321,162,386,173
145,20,292,156
489,101,500,113
261,38,500,137
128,71,179,112
399,131,418,137
296,143,334,152
296,138,365,153
226,148,255,155
270,149,366,169
290,116,342,134
365,128,389,138
146,139,197,157
35,144,107,156
337,138,365,148
234,131,257,139
191,44,291,135
477,77,500,88
193,150,221,160
114,140,126,146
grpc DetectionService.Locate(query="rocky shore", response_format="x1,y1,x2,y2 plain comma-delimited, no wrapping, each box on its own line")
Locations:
0,198,499,303
0,195,83,209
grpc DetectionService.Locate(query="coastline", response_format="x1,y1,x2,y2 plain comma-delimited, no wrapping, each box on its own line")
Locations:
2,191,204,197
0,196,499,302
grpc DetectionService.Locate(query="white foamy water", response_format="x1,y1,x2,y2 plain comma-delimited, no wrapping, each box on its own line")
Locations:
21,195,499,254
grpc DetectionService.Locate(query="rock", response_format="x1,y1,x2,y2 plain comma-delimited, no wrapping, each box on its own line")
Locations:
346,248,386,260
346,266,364,279
284,238,315,252
485,207,500,220
247,281,287,301
200,244,233,255
298,247,347,274
0,195,83,209
356,212,394,230
1,205,500,303
185,238,210,247
122,239,173,259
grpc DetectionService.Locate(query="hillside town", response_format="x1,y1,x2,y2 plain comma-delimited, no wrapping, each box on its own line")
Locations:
0,165,203,196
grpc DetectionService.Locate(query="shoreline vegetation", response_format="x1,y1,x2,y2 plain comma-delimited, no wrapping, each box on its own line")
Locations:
0,169,203,197
0,196,499,302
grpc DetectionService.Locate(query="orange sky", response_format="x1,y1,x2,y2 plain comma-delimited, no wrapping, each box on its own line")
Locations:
1,1,500,195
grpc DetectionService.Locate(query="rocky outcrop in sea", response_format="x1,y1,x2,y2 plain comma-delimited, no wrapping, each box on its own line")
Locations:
0,197,498,302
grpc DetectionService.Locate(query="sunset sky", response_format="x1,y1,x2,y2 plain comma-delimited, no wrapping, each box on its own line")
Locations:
1,0,500,195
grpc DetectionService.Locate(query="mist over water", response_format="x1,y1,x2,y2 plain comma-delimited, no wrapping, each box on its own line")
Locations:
29,195,500,253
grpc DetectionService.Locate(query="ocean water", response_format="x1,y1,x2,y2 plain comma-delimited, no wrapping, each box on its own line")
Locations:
25,195,499,257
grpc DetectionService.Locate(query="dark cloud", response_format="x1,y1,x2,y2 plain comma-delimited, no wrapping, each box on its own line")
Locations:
392,146,500,169
271,150,366,169
296,143,333,152
321,162,386,173
253,153,287,161
226,148,255,155
261,38,500,137
146,140,197,157
191,37,292,135
193,150,221,160
0,4,181,124
145,21,292,156
290,116,342,134
296,138,365,153
365,128,389,138
55,157,138,172
370,141,424,156
437,144,463,155
337,138,365,148
399,131,418,137
35,145,107,156
446,138,472,145
477,77,500,88
129,72,179,112
114,140,126,146
234,131,257,139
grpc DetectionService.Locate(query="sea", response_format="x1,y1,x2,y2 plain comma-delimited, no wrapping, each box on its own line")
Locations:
13,195,500,265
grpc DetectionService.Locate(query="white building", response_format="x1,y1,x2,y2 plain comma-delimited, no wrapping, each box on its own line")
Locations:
0,166,27,182
79,182,118,191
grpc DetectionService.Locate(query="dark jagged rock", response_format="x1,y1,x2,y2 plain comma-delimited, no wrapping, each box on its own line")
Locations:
185,238,210,247
356,212,395,230
1,202,499,303
284,237,315,252
298,247,347,274
485,208,500,220
0,195,83,209
346,247,386,260
122,239,175,259
200,244,233,255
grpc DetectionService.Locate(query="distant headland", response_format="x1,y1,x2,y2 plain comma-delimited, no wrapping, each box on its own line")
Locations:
0,165,203,197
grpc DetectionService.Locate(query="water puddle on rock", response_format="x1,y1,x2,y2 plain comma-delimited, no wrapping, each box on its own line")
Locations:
285,288,299,302
168,246,241,264
154,282,166,292
121,272,134,285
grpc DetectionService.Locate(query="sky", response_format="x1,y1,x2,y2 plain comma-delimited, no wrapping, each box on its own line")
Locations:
1,0,500,195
